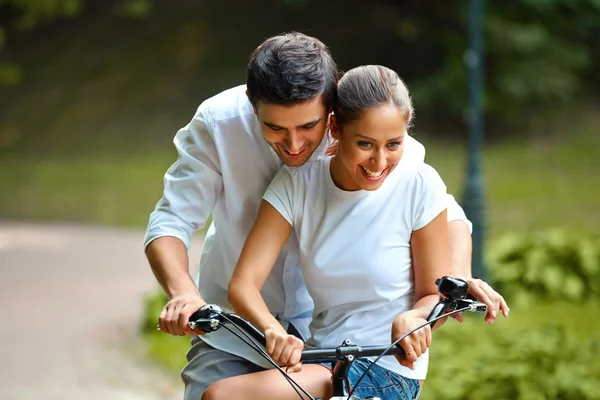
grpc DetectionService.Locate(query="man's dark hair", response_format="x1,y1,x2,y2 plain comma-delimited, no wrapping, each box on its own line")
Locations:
246,32,338,109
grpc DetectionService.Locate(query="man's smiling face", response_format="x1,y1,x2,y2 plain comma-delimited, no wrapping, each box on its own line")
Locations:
254,96,329,167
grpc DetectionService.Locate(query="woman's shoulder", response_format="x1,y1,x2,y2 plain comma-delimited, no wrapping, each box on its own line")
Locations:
414,162,442,180
411,162,447,197
394,162,445,194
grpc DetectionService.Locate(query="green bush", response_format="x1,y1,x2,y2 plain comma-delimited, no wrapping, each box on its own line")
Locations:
140,288,190,370
488,229,600,305
422,314,600,400
140,287,170,334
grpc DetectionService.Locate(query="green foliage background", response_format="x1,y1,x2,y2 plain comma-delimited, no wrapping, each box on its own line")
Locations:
490,229,600,304
422,308,600,400
419,230,600,400
1,0,600,126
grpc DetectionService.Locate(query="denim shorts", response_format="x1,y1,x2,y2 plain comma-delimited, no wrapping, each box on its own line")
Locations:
312,358,420,400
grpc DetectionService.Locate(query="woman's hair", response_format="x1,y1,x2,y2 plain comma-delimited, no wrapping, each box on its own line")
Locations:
327,65,413,155
246,32,339,109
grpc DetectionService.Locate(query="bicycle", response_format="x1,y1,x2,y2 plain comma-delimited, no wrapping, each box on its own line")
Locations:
188,276,488,400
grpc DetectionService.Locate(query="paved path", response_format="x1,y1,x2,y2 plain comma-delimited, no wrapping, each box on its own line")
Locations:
0,222,204,400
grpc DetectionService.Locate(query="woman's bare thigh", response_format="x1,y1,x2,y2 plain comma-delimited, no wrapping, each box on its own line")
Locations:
202,364,332,400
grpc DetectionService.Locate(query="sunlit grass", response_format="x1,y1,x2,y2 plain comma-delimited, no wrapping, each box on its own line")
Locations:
419,129,600,239
1,130,598,240
0,151,175,226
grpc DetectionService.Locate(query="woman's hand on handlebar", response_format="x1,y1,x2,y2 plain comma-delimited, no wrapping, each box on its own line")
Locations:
265,325,304,373
158,292,207,336
391,310,432,370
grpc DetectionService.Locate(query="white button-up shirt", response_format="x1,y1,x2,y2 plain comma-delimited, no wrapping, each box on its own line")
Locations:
144,85,471,367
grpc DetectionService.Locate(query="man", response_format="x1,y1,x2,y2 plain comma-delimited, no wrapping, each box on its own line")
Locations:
145,32,508,399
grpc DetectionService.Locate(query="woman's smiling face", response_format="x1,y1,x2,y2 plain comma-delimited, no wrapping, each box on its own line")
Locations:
330,103,407,191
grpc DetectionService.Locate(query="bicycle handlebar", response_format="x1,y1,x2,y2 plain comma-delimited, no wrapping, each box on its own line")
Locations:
187,276,487,362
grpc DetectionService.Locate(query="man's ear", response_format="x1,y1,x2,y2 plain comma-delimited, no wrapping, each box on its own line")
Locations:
246,90,259,116
330,114,340,140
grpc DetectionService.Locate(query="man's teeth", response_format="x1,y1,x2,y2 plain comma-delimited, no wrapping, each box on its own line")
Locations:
361,165,384,178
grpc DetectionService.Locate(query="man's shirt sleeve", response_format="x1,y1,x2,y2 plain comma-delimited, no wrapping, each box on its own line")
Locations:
144,106,223,250
446,194,473,233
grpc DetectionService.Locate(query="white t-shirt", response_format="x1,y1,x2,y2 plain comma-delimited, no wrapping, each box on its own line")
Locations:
263,157,448,380
144,85,470,368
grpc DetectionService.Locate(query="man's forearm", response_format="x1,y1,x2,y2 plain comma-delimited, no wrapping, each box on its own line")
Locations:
448,220,473,278
145,236,200,299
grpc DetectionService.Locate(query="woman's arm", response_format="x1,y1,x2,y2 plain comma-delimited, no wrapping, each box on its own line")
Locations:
228,200,304,370
228,200,292,332
409,208,450,325
411,208,450,317
392,209,450,369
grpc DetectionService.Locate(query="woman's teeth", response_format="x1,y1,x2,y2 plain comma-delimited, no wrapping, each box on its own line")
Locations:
361,165,384,178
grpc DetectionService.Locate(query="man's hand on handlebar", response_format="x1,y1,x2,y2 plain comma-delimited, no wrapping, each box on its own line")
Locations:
451,277,509,324
391,310,432,371
265,325,304,373
158,292,207,336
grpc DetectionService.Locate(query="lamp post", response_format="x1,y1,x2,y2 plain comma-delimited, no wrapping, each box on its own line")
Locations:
462,0,487,280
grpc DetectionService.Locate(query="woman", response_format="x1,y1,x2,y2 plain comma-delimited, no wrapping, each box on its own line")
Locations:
204,65,449,400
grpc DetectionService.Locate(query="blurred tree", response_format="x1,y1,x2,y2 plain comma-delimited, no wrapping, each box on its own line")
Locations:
407,0,600,128
0,0,151,85
0,0,82,84
1,0,599,130
257,0,600,129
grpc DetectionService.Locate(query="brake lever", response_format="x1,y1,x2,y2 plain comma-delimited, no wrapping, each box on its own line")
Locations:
426,298,455,329
188,304,224,331
453,298,488,313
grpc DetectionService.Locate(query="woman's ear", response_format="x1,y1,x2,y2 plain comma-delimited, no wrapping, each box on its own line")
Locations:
330,114,340,140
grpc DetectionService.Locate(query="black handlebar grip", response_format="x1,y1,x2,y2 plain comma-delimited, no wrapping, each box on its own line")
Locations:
189,307,212,319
